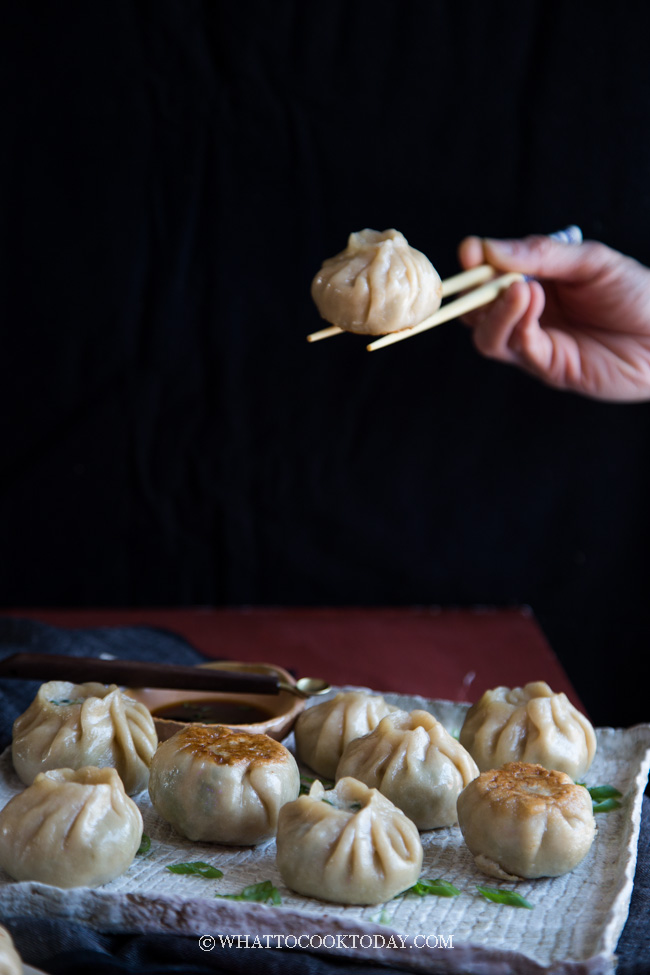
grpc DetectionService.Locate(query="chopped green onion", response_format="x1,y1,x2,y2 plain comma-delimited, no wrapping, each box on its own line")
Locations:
578,783,623,812
593,797,622,813
405,878,461,898
217,880,281,904
586,784,622,801
136,833,151,856
166,861,223,879
49,698,85,706
477,886,533,909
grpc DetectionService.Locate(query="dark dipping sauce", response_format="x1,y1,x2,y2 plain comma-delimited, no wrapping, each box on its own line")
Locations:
152,699,274,725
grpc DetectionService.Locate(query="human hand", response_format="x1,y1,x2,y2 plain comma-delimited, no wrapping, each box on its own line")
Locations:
458,234,650,401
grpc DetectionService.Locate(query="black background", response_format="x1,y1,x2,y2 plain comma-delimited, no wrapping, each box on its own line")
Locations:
2,1,650,726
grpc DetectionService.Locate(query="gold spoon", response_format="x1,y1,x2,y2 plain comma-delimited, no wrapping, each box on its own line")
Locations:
282,676,331,698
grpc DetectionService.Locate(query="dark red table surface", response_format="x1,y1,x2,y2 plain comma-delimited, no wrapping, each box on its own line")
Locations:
0,606,587,714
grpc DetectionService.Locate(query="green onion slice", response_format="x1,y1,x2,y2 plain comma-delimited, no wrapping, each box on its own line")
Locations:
477,886,533,909
592,797,622,813
577,783,623,812
216,880,281,904
405,878,462,898
136,833,151,856
166,861,223,879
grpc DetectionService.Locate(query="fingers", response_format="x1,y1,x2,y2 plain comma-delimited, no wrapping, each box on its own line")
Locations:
457,235,484,269
467,279,549,367
460,234,622,283
456,233,650,396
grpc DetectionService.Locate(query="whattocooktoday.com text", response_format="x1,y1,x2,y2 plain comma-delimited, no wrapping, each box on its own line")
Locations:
198,933,454,951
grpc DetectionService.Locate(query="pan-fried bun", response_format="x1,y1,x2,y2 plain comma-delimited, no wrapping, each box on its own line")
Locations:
148,724,299,845
457,761,596,880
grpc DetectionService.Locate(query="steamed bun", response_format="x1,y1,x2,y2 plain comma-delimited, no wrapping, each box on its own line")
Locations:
311,229,442,335
276,776,423,904
459,681,596,780
294,690,399,779
12,680,157,795
0,766,143,888
336,709,478,829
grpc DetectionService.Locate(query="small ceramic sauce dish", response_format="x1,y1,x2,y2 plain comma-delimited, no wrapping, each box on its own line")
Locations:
127,661,305,742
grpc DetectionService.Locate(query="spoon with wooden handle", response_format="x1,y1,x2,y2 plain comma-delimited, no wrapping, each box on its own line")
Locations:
0,653,331,698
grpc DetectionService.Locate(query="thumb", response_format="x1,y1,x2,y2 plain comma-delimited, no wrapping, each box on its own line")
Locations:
482,235,622,283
